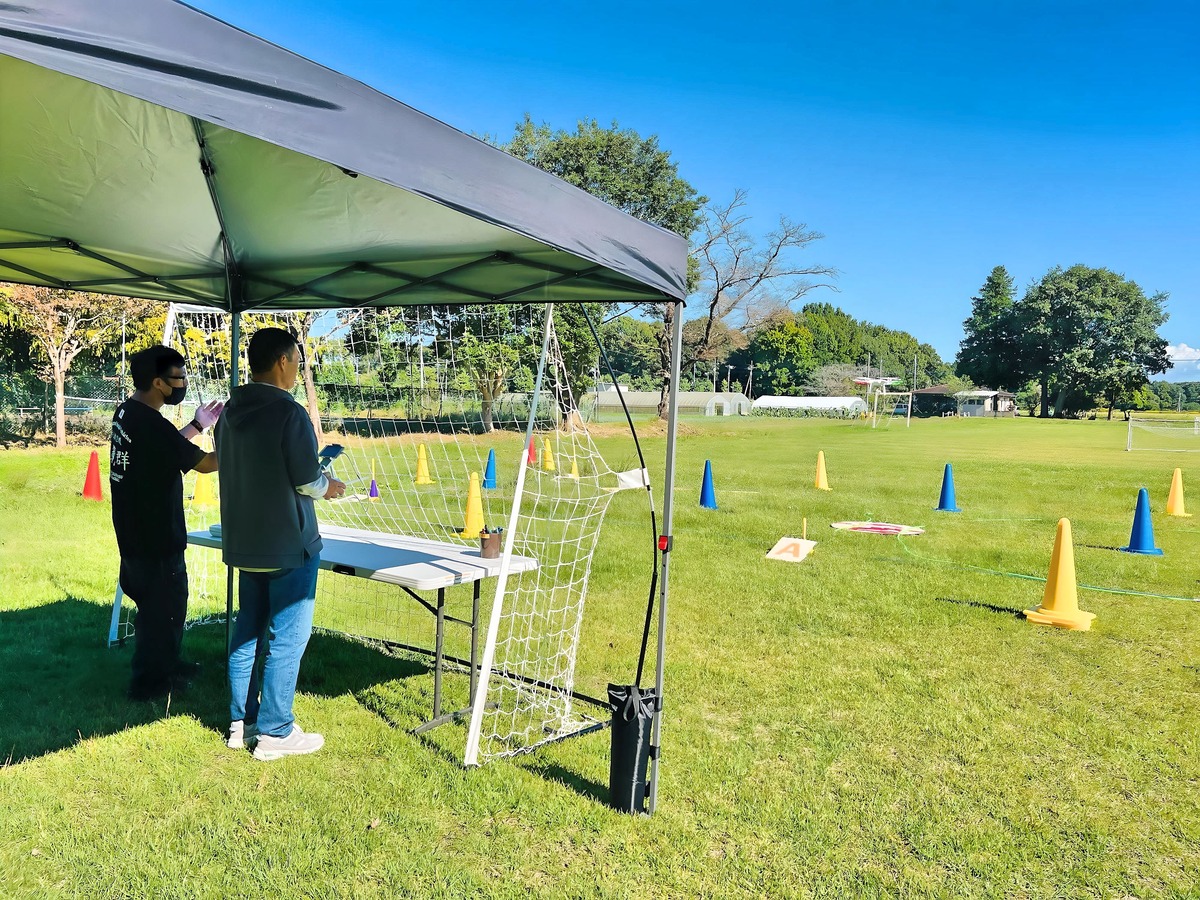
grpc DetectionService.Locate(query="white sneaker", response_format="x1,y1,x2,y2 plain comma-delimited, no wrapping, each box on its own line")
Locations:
226,720,258,750
251,724,324,761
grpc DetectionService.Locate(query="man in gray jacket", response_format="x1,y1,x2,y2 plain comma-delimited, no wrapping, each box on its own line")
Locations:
215,327,345,760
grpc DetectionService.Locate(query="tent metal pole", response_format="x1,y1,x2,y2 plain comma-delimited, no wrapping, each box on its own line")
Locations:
225,308,240,662
648,300,684,815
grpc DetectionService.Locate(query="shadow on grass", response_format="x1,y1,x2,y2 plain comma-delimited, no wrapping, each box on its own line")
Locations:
1080,544,1127,552
935,596,1026,619
519,760,609,806
0,598,430,765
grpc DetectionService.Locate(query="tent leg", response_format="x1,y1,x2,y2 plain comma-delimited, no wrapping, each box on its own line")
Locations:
225,311,240,667
648,300,683,815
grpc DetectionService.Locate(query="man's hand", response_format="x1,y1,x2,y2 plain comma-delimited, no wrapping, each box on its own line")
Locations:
194,399,225,429
323,477,346,500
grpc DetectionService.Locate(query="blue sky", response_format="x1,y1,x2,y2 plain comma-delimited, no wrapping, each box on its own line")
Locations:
190,0,1199,378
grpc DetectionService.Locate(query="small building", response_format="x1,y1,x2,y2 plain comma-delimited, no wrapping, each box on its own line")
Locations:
594,390,751,417
955,389,1017,417
912,384,957,417
751,395,868,416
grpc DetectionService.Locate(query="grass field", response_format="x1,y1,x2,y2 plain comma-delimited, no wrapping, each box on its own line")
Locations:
1,416,1198,898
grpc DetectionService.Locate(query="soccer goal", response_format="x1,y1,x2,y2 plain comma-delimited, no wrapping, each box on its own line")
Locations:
1126,415,1200,452
870,390,913,428
110,302,663,766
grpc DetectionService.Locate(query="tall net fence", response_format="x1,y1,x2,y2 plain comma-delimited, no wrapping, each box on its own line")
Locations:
112,303,646,763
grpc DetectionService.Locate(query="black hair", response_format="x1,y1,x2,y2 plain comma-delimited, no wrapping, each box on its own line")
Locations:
129,346,186,391
247,327,299,375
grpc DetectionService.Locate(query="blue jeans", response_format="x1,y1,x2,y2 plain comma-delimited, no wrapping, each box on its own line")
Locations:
228,556,319,738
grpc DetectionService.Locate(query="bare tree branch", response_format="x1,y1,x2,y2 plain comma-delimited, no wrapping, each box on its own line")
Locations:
692,191,838,360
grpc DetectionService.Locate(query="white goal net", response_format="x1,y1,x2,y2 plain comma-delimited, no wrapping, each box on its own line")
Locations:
1126,415,1200,452
870,390,912,428
110,302,650,764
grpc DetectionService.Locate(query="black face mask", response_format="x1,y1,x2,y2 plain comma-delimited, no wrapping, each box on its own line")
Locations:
164,384,186,406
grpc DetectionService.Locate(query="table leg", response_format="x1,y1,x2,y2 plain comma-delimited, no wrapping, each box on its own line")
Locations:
412,584,497,736
469,581,480,704
433,586,445,719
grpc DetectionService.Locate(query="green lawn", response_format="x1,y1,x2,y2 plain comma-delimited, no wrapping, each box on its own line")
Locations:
1,416,1198,898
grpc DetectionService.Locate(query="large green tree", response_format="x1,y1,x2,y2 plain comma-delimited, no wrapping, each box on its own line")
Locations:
740,313,816,396
601,315,661,386
795,303,863,369
1016,265,1169,417
492,115,706,417
956,266,1019,390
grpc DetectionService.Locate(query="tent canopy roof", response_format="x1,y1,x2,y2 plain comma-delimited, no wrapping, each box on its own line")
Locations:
0,0,688,312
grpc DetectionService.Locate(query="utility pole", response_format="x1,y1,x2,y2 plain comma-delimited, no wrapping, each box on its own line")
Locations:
712,362,718,392
725,363,733,391
746,362,755,398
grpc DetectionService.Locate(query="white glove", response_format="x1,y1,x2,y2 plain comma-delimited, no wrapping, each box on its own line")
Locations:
194,399,225,429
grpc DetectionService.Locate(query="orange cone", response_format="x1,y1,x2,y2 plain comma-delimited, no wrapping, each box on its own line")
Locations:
82,450,103,501
1166,467,1191,517
814,451,831,491
1024,518,1095,631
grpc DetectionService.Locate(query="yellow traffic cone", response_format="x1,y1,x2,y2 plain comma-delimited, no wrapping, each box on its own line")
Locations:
414,443,434,485
1166,467,1191,517
815,451,831,491
542,438,556,472
458,472,485,537
192,471,216,506
1024,518,1095,631
569,457,580,481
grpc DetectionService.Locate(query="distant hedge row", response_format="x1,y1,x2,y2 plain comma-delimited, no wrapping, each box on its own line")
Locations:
749,407,865,419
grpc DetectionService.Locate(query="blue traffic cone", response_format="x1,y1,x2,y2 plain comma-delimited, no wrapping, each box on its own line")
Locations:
936,463,960,512
483,448,497,489
1120,487,1163,555
700,460,718,510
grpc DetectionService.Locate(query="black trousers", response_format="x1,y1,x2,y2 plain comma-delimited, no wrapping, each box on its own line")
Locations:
119,552,188,690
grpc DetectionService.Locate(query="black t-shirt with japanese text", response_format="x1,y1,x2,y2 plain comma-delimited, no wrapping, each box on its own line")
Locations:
110,399,206,559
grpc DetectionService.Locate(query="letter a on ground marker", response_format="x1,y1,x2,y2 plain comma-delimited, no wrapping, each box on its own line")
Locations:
766,537,817,563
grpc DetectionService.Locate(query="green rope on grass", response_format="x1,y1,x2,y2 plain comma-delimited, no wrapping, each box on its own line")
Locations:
894,536,1199,603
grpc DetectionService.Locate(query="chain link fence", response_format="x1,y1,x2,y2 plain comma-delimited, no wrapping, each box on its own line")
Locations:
0,370,125,446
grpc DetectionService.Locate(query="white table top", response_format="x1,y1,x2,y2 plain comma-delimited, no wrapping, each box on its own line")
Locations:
187,523,537,591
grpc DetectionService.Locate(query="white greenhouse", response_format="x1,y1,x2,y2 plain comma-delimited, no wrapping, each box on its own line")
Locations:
751,396,868,415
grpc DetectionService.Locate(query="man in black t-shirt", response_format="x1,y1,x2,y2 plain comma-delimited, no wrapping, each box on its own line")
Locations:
110,346,224,701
